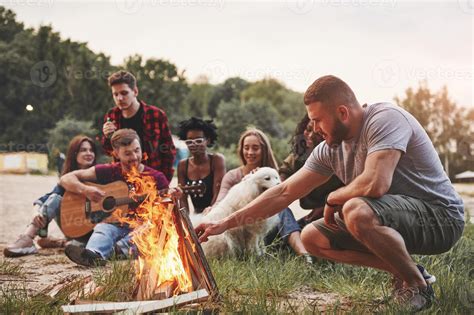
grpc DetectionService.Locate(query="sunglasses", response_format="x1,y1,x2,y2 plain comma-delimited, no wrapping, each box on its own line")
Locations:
184,138,206,146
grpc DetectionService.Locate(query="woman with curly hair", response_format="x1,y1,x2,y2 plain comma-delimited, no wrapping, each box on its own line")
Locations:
280,114,343,224
177,117,226,214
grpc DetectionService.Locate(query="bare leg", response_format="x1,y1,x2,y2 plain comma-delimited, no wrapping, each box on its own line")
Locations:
301,224,402,278
287,231,308,255
341,198,426,289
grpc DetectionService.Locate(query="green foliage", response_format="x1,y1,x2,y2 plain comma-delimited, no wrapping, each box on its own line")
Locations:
47,116,98,155
183,82,215,118
395,82,473,178
216,99,285,148
216,144,240,170
208,77,250,118
0,260,23,276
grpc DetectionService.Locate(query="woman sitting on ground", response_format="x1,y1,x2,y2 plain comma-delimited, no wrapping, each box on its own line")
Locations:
279,115,343,225
212,128,311,261
177,117,226,214
4,135,97,257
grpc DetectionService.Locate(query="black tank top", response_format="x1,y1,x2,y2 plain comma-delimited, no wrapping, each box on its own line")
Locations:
184,154,214,213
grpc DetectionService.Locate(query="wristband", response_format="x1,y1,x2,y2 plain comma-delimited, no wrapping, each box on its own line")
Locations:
325,196,340,208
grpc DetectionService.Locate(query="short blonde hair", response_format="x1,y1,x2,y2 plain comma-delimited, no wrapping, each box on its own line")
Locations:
237,128,278,170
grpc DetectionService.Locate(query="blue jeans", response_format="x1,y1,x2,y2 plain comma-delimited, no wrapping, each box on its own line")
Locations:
86,223,133,259
264,208,301,245
38,193,62,226
278,208,301,238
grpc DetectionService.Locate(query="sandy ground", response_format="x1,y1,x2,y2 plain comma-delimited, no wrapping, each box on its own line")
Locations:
0,174,472,303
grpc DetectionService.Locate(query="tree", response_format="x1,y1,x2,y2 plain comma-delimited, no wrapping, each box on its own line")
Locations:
240,78,306,134
395,82,472,177
208,77,250,118
183,82,215,118
47,117,99,166
216,99,284,148
0,7,24,43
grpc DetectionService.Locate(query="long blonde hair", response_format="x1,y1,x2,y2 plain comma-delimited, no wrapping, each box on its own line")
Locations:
237,128,278,170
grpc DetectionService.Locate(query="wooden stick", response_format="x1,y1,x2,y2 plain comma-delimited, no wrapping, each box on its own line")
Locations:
178,207,219,295
120,289,209,314
154,280,175,300
61,289,209,313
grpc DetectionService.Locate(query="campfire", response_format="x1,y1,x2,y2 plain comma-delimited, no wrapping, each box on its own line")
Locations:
62,168,218,313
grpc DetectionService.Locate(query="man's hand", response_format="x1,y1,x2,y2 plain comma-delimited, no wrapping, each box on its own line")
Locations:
195,221,227,243
103,120,117,138
324,204,343,227
168,187,183,199
32,215,46,228
83,186,105,202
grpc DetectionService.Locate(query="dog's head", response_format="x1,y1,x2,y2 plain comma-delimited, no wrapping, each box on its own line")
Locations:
243,167,281,192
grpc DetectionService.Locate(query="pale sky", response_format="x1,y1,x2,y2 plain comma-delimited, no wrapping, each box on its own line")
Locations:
3,0,473,107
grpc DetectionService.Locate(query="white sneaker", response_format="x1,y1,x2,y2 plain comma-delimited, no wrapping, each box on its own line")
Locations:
3,234,38,257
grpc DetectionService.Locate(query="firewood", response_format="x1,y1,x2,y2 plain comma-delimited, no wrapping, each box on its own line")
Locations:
62,289,209,313
153,279,176,300
178,207,219,294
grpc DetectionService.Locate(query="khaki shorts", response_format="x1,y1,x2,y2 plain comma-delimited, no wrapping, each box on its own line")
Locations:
313,194,465,255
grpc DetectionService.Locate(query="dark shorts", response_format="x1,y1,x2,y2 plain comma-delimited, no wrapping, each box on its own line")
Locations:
313,194,465,255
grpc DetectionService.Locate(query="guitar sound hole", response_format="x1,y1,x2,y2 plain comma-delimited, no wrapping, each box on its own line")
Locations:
102,197,116,211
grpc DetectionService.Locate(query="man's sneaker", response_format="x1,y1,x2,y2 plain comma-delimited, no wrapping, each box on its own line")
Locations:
417,264,436,285
3,235,38,257
394,284,435,312
65,244,106,267
391,264,436,293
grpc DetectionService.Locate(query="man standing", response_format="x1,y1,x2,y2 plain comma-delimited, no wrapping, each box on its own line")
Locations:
196,75,465,311
102,70,175,181
62,129,169,267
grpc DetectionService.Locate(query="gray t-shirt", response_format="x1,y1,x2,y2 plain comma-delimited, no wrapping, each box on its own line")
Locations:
304,102,464,221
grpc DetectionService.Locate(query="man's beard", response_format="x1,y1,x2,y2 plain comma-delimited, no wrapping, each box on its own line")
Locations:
327,118,349,148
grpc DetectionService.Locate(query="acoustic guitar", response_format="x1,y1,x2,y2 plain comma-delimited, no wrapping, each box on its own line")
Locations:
60,181,204,238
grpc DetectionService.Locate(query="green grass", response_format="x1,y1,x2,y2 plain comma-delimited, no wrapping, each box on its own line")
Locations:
0,260,23,277
1,224,473,314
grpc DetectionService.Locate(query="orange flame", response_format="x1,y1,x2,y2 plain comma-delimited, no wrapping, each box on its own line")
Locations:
120,167,192,296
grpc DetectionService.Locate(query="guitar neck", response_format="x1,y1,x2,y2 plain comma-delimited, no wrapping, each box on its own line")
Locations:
114,195,147,207
112,184,203,207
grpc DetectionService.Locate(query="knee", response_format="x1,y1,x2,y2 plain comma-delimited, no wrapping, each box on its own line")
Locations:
93,223,112,235
301,225,330,256
342,198,378,239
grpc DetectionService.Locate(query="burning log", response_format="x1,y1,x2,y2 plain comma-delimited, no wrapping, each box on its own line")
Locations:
63,169,219,313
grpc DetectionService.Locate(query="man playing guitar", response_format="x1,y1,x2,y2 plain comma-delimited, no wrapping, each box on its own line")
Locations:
61,129,169,267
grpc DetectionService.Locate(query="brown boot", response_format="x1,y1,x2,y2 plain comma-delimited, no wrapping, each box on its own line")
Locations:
36,237,67,249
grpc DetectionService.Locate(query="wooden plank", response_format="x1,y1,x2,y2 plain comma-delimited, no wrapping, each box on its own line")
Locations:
119,289,209,314
61,289,209,313
178,207,219,294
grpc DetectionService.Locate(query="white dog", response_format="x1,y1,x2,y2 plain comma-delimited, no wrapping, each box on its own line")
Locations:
192,167,281,258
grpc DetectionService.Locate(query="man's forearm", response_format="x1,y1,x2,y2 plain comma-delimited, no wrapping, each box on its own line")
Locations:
327,172,381,206
220,184,292,230
60,173,89,195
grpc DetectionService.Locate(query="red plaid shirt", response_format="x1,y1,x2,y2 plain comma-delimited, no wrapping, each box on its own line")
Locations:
101,100,175,181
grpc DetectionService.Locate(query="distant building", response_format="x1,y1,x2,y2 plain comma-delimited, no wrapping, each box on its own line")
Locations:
0,152,48,174
454,170,474,183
